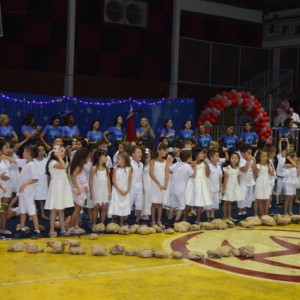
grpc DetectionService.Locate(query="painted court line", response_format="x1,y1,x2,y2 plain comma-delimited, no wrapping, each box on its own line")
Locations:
0,262,190,287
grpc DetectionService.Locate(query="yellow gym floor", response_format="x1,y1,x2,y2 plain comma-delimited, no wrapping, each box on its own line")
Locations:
1,225,300,300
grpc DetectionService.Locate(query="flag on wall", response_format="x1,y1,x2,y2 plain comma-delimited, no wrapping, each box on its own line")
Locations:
126,105,135,142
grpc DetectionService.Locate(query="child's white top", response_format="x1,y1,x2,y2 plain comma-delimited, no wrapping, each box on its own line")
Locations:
170,161,193,195
130,158,143,193
276,154,286,177
84,160,93,181
34,157,48,199
238,156,255,186
207,161,222,192
18,159,39,199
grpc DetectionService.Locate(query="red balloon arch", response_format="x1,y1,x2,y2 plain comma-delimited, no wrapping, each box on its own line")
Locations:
197,90,272,143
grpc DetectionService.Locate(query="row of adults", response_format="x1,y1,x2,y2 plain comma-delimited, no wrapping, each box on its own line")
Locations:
0,112,268,151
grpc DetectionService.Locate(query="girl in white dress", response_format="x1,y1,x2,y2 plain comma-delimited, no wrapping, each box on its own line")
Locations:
149,143,170,228
34,144,49,220
184,147,212,224
108,151,132,226
283,152,299,215
69,148,90,234
45,146,74,237
254,148,274,216
89,149,111,225
222,152,243,221
141,148,151,220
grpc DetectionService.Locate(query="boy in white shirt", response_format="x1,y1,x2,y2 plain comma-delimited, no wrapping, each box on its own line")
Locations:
238,144,256,217
4,145,41,239
167,149,196,224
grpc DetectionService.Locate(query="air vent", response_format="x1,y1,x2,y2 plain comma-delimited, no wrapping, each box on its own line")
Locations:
104,0,147,28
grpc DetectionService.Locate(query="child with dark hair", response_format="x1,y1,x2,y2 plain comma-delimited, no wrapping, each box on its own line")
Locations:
222,152,243,221
149,143,170,228
184,147,212,224
5,145,41,238
69,148,90,234
89,149,111,225
167,149,196,224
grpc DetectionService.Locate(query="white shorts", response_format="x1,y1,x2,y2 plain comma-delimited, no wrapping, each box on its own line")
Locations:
19,194,37,216
238,185,255,209
204,191,220,210
130,192,144,211
276,177,284,195
1,183,12,198
169,193,185,210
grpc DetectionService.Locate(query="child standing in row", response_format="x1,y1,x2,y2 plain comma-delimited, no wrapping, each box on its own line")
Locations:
34,144,49,220
45,146,73,237
149,143,170,228
89,149,111,225
254,148,274,216
69,148,90,234
206,149,222,220
222,152,243,221
238,144,256,217
130,147,144,224
283,152,299,215
168,149,196,224
108,152,132,226
184,147,212,223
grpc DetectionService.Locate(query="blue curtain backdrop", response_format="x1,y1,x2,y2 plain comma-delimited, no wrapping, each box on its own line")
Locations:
0,92,195,144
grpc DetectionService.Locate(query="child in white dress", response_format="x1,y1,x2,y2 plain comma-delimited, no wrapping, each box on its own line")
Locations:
34,144,49,220
222,152,243,221
206,149,223,220
141,148,151,220
266,145,276,215
45,146,74,237
184,147,212,223
69,148,90,234
254,148,274,216
149,143,170,228
89,149,111,225
108,151,132,226
283,152,298,215
130,147,144,224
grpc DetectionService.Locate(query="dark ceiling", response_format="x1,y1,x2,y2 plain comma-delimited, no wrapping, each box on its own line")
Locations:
210,0,300,12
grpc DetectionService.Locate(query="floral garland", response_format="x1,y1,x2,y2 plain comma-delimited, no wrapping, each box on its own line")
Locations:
197,90,272,142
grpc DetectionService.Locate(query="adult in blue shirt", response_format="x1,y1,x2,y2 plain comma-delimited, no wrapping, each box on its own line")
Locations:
103,115,125,147
239,122,258,148
195,124,212,149
160,119,176,143
136,117,155,145
86,120,103,144
218,126,239,152
178,120,193,141
0,114,18,142
40,115,62,150
278,117,295,147
62,113,81,146
20,113,42,145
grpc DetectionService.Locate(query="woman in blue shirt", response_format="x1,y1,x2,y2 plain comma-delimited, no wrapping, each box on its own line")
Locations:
195,124,212,149
0,114,18,142
103,115,125,147
61,113,81,146
160,119,176,143
178,120,193,141
86,120,103,144
278,117,295,146
136,117,155,145
218,126,239,152
239,122,258,148
40,115,62,150
20,113,42,145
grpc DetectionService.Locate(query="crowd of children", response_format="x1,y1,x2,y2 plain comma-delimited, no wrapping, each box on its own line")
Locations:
0,132,299,239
